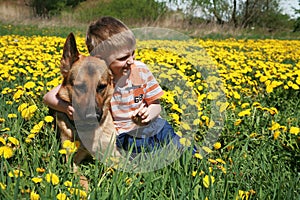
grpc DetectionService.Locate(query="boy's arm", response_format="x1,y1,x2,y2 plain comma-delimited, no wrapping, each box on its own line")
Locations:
43,85,74,119
132,99,162,125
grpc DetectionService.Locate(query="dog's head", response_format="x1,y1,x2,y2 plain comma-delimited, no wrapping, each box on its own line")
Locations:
58,33,114,126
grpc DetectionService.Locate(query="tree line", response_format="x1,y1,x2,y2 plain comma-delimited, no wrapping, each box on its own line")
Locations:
25,0,300,31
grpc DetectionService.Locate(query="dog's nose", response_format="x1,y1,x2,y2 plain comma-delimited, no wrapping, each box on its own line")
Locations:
86,108,102,122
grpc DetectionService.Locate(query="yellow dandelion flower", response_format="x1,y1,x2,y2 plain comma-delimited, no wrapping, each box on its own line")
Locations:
216,158,226,164
13,90,24,101
238,109,251,117
64,181,73,187
57,193,69,200
241,103,250,109
0,137,6,145
269,121,281,131
8,169,23,177
234,119,242,126
179,138,191,147
202,146,213,154
192,171,197,177
59,149,67,155
24,81,36,89
273,131,280,140
36,168,45,173
181,122,191,130
44,116,54,123
213,142,221,150
194,153,203,159
208,158,218,164
237,190,251,200
8,137,19,146
30,191,40,200
0,146,14,159
7,114,17,118
62,140,78,153
32,177,43,184
0,118,5,123
248,132,256,138
290,127,299,135
18,103,28,112
203,175,215,188
0,182,6,190
45,173,59,185
1,127,10,132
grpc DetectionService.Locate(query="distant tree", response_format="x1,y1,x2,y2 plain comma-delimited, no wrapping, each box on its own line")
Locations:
293,0,300,32
168,0,289,29
26,0,85,18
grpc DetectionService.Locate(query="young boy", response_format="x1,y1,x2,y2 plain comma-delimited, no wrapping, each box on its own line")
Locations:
43,16,183,154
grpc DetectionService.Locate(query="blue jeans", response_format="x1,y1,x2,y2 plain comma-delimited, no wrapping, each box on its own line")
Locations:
116,118,197,154
116,118,181,153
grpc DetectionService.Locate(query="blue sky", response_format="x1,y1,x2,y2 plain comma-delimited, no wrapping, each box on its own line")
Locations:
280,0,299,18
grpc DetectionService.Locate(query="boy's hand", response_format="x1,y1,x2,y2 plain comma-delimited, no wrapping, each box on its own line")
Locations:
132,103,150,126
66,104,75,120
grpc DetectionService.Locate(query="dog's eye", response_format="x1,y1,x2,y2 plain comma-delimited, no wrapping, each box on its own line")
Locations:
96,84,107,93
74,84,86,93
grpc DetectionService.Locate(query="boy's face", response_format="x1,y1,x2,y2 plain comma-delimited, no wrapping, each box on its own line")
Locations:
109,48,135,81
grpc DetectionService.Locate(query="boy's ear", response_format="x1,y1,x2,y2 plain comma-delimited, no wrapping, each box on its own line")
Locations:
60,33,80,77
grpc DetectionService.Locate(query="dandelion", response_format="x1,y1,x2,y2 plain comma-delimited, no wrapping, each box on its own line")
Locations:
44,115,54,123
216,158,226,164
30,191,40,200
194,153,203,159
213,142,221,150
7,114,17,118
234,119,242,126
57,193,69,200
290,127,299,135
179,138,191,147
0,118,5,123
238,109,251,117
24,81,36,89
202,146,213,154
8,169,23,177
13,90,24,101
30,121,44,134
203,175,215,188
62,140,78,154
45,173,59,185
63,181,73,187
273,131,280,140
0,182,6,190
32,177,43,184
0,137,6,145
0,146,14,159
8,137,19,146
36,167,46,173
18,103,28,112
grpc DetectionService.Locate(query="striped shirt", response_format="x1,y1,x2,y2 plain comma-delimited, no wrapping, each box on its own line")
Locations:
110,61,164,135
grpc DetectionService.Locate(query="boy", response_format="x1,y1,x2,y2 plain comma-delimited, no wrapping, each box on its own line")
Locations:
44,16,183,154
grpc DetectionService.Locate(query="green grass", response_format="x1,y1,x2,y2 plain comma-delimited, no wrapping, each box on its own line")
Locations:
0,26,299,199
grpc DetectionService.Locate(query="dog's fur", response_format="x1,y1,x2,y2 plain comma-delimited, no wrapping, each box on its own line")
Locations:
55,33,121,188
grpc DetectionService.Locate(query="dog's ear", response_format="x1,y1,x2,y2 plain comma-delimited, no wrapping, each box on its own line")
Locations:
107,68,114,85
58,86,71,103
60,33,80,77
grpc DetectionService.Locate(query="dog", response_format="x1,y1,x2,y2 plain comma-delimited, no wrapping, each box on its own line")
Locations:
55,33,121,189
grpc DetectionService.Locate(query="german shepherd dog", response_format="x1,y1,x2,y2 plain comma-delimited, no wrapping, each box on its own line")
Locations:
55,33,121,188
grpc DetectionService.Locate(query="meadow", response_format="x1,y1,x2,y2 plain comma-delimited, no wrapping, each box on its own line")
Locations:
0,28,299,199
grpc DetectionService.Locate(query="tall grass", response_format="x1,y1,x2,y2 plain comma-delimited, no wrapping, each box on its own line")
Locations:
0,28,299,199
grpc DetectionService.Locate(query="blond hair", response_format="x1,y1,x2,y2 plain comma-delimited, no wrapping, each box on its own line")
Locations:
86,17,136,63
